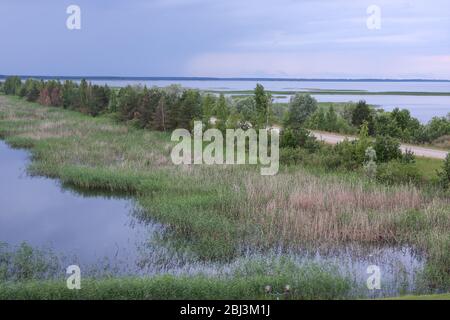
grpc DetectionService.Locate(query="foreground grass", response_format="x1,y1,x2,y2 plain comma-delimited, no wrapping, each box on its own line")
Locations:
0,95,449,297
0,276,351,300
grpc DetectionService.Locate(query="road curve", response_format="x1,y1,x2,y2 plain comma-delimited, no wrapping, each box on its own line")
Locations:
311,131,449,160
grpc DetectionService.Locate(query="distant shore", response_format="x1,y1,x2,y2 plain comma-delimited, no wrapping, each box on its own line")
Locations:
1,75,450,82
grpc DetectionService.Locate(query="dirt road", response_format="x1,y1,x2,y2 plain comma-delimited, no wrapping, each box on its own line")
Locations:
311,131,448,160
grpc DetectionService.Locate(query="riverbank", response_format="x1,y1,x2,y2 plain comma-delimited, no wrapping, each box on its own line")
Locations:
1,94,449,299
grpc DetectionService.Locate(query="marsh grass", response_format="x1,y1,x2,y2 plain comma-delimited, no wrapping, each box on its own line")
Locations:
0,95,449,292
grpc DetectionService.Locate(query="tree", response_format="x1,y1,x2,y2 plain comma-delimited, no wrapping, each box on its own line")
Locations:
375,112,402,138
3,76,22,95
117,85,140,121
19,78,41,102
284,93,317,129
62,80,80,109
352,100,373,131
235,96,257,126
79,79,91,113
138,87,161,128
325,106,338,131
179,89,202,130
162,84,183,130
108,89,119,113
48,81,63,107
214,93,229,132
254,84,271,128
89,85,110,116
426,116,450,141
201,94,216,128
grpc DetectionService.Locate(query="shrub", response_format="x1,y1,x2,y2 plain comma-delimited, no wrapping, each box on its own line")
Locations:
377,161,422,185
438,154,450,189
374,135,402,163
279,147,309,165
401,149,416,164
280,127,319,151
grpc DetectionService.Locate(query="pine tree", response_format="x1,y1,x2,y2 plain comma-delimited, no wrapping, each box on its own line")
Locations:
79,79,91,113
179,89,202,130
254,84,270,128
138,87,160,128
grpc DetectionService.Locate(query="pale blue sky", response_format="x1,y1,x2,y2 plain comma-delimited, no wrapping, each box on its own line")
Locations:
1,0,449,79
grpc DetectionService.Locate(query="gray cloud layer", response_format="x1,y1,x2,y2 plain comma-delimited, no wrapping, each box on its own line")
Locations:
0,0,449,78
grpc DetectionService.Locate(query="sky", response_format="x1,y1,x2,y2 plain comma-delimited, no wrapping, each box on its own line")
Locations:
0,0,449,79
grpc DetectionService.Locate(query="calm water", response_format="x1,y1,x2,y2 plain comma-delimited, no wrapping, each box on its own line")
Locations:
87,79,450,124
0,141,155,274
0,140,426,296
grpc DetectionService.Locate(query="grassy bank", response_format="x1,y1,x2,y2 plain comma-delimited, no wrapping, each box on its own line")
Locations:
0,276,350,300
0,94,449,298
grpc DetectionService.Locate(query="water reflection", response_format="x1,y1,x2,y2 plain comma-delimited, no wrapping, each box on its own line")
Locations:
0,140,154,274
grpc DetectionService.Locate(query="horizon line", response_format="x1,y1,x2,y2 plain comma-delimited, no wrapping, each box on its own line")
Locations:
1,74,450,82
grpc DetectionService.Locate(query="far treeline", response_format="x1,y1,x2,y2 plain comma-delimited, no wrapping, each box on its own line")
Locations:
1,76,450,189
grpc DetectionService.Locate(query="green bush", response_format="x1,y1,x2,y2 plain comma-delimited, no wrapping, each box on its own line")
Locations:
374,135,402,163
377,161,423,185
280,127,319,151
438,154,450,189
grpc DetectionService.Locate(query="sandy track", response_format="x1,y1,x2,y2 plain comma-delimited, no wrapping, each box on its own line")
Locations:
311,131,448,160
